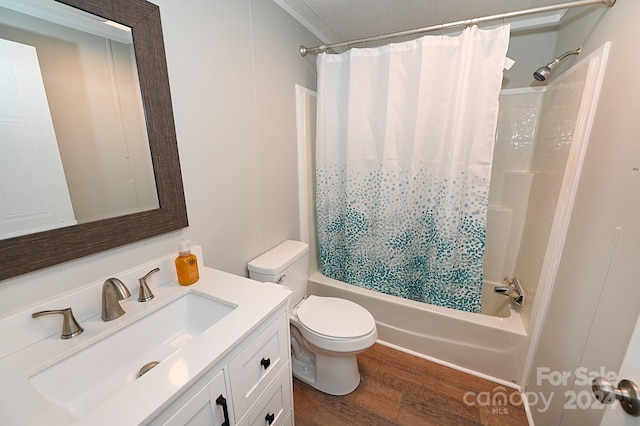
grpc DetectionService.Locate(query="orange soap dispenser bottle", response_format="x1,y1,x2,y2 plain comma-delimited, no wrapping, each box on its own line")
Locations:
175,240,199,286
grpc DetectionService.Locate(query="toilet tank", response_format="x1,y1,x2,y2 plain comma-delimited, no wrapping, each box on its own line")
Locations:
247,240,309,307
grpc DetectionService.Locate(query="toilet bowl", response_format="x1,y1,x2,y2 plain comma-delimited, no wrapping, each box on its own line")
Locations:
248,240,377,395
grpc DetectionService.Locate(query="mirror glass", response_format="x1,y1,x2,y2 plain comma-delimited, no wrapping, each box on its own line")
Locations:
0,0,158,239
0,0,188,281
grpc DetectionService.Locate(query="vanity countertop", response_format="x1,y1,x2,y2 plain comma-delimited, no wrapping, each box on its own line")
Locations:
0,255,291,425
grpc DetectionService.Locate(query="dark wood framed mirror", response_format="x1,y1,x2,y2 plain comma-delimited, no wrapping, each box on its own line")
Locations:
0,0,188,281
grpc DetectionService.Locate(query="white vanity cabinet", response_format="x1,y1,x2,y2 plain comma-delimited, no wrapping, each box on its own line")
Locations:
151,308,293,426
1,257,295,425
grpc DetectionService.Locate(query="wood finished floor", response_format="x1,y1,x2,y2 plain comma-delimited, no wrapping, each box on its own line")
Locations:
292,343,529,426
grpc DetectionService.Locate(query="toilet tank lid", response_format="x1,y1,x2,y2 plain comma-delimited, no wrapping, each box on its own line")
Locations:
248,240,309,275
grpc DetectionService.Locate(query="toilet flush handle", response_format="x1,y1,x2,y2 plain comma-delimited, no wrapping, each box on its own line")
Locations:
275,275,286,284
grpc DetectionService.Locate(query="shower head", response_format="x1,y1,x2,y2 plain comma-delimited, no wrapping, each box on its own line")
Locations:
533,65,553,82
533,47,581,82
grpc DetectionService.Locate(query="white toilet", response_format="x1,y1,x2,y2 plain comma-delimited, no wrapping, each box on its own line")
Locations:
248,240,377,395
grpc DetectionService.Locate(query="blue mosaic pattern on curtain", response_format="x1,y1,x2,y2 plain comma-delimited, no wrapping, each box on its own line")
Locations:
317,165,488,313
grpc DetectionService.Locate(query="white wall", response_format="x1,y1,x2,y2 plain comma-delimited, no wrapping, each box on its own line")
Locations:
527,1,640,424
0,0,320,316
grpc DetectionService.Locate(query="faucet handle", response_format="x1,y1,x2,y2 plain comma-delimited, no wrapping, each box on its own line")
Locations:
32,307,84,339
138,267,159,302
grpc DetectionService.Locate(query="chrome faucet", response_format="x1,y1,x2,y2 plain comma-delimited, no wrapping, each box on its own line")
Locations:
494,277,525,307
32,307,84,339
102,278,131,321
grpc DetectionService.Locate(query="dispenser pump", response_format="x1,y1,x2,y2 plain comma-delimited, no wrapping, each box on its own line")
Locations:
178,239,191,256
175,240,199,286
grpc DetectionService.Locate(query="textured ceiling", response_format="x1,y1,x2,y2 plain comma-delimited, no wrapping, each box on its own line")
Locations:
274,0,578,45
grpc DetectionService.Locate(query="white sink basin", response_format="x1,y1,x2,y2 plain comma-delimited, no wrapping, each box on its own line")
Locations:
28,292,235,417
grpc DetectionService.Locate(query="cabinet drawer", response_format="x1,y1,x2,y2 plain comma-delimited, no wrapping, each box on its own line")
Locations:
229,312,289,418
247,369,292,426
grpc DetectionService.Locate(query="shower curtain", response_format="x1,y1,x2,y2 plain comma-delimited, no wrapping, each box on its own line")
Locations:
315,25,510,313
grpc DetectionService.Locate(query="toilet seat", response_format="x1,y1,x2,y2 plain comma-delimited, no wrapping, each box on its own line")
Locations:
296,295,375,340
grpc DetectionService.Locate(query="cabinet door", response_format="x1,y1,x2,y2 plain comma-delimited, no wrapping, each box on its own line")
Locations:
163,370,231,426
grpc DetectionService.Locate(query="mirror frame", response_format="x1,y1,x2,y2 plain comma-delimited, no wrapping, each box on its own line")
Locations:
0,0,188,281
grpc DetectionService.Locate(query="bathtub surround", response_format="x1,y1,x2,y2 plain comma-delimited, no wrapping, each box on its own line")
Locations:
315,26,510,313
484,89,542,286
486,56,595,334
515,57,594,334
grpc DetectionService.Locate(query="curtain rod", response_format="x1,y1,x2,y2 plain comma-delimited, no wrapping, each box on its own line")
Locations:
299,0,616,56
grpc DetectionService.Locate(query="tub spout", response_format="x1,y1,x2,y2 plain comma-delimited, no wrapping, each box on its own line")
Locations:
494,277,525,307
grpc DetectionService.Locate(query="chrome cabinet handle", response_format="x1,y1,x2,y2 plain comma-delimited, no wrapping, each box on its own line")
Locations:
592,377,640,416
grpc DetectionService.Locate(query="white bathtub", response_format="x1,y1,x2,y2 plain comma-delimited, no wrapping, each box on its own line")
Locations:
308,271,528,386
